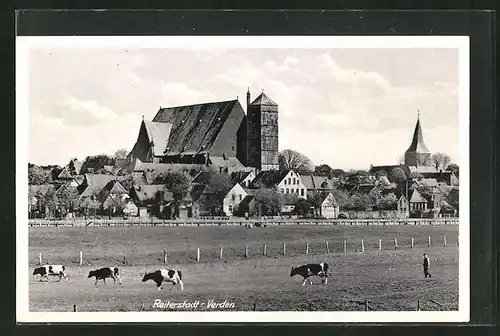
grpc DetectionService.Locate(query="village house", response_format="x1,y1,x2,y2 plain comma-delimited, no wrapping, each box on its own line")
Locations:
248,169,307,199
222,183,248,217
313,192,340,219
99,180,130,217
301,175,337,194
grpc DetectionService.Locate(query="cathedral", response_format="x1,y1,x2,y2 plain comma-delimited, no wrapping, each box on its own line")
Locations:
125,89,279,175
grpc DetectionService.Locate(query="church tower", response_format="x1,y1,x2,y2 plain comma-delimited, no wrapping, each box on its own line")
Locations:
404,113,431,166
246,90,279,171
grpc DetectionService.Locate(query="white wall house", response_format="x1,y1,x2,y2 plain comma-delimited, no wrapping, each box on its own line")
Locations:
223,183,248,216
318,193,340,219
277,170,307,199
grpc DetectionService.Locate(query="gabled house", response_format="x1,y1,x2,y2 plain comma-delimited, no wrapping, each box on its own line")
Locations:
223,183,248,216
397,195,410,218
230,170,256,188
77,174,128,202
99,181,129,217
248,169,307,199
312,192,340,219
409,189,428,212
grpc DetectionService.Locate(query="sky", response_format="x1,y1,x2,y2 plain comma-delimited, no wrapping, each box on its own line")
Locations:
27,47,459,170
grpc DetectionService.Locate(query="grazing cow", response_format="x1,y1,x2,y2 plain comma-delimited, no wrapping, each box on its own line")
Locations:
142,269,184,291
290,263,329,286
88,267,122,285
33,265,68,282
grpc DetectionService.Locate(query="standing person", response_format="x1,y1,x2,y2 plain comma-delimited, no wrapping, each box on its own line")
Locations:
423,253,432,278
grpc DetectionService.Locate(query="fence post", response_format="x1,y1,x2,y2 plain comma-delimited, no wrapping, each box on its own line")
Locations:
305,242,309,255
343,240,347,253
364,300,368,311
326,241,330,254
196,248,200,262
140,302,145,311
79,251,83,266
283,243,286,255
411,237,414,248
361,239,364,253
253,302,256,311
428,236,431,247
123,250,127,265
38,252,42,265
394,238,398,250
263,244,267,256
417,300,420,311
378,239,382,251
444,235,447,247
219,246,223,260
163,249,168,263
244,245,248,258
73,304,77,312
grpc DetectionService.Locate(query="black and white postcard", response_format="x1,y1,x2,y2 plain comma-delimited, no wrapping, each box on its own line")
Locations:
16,35,470,323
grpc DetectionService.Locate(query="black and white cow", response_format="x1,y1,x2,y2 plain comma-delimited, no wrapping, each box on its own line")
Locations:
88,267,122,285
142,269,184,291
290,263,329,286
33,265,68,282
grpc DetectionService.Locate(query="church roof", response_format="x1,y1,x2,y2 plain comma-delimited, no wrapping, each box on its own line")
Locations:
143,121,173,156
152,99,244,156
405,117,430,154
248,170,289,188
250,92,278,106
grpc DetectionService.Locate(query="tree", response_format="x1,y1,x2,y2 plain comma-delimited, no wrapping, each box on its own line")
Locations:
377,193,398,210
410,172,424,181
445,189,459,213
330,188,350,210
80,196,101,219
389,167,407,184
55,185,80,216
28,165,47,185
278,149,314,175
431,153,451,170
160,171,191,201
114,148,129,159
330,169,347,179
81,154,115,174
446,163,459,178
294,198,313,218
374,170,387,178
253,188,283,217
204,172,233,216
345,193,372,211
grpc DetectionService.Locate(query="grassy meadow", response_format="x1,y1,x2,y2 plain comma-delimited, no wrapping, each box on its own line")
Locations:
28,224,459,312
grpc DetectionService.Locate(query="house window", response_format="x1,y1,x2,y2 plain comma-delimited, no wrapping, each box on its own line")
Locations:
239,194,242,201
281,188,284,193
284,180,287,185
288,178,291,184
296,189,299,194
301,189,304,196
292,178,295,185
228,205,233,212
286,188,289,194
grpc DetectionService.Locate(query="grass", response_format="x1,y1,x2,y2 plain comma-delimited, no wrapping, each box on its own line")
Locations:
28,225,459,312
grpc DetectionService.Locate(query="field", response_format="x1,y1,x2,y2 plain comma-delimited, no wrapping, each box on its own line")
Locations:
28,224,459,312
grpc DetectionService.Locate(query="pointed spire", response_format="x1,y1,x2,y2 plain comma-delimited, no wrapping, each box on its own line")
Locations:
405,114,430,154
142,115,144,121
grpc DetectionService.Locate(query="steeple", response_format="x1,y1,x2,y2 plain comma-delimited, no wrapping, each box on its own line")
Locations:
404,112,431,166
246,87,251,111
